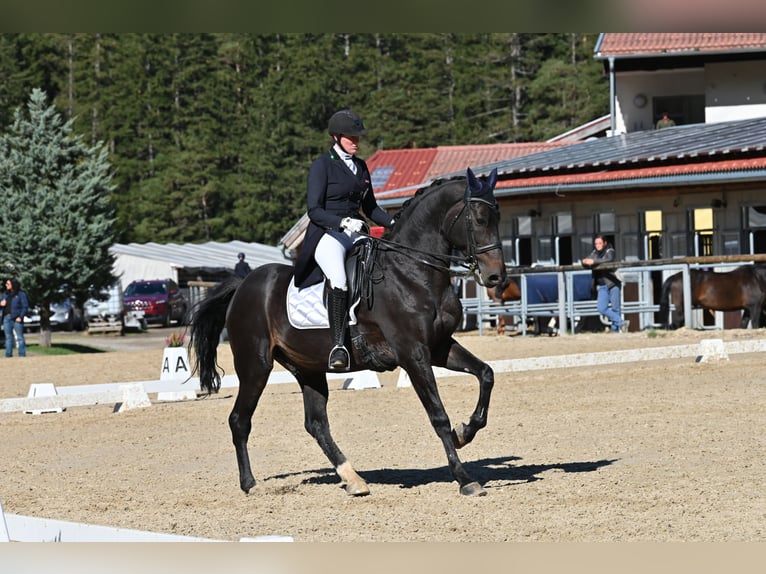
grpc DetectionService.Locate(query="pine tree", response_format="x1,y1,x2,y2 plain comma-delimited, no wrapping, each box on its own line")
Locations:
0,88,116,346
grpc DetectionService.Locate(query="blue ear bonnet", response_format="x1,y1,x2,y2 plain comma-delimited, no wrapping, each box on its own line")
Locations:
465,167,498,203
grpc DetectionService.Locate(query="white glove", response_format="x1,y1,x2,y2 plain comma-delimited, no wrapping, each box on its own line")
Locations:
340,217,364,233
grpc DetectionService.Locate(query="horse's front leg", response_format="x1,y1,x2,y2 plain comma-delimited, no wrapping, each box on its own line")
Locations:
404,358,486,496
296,371,370,496
438,339,494,450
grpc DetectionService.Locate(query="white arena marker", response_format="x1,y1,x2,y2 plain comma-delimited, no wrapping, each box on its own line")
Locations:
696,338,729,363
114,383,151,412
25,383,63,415
396,369,412,388
160,347,192,381
156,390,198,402
342,371,381,390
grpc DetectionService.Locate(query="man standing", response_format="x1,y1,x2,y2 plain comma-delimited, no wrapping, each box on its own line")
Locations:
234,252,252,279
655,111,676,129
582,234,624,333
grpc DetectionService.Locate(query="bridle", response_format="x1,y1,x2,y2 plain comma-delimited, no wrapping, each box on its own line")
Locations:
360,191,502,282
444,188,503,272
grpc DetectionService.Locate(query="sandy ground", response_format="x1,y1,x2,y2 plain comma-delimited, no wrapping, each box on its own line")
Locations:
0,326,764,542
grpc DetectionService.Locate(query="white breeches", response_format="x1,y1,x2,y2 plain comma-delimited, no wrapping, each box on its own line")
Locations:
315,230,363,290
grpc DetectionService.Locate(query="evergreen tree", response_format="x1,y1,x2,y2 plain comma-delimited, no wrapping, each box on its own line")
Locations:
0,88,116,346
0,34,611,247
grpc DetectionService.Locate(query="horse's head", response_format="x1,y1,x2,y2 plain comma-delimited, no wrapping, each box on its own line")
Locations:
447,167,506,288
494,276,521,301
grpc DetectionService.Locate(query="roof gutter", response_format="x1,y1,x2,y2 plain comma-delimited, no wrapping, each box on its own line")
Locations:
594,46,766,61
491,169,766,197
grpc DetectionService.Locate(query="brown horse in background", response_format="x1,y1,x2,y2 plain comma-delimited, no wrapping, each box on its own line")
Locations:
487,276,521,334
658,264,766,329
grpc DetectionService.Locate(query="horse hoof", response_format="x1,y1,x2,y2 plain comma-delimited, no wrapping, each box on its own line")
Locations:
240,477,256,494
460,482,487,496
452,423,468,449
345,482,371,497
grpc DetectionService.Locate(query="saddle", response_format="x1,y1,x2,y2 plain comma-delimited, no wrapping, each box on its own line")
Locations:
287,239,375,330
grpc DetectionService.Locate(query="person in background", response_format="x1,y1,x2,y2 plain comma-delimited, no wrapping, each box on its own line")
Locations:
655,111,676,129
1,277,29,357
234,252,252,278
582,234,625,333
293,109,395,371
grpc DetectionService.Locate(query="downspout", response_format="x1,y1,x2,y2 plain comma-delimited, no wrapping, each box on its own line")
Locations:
609,56,616,135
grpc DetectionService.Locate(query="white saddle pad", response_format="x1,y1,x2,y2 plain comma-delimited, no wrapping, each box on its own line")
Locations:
287,279,359,330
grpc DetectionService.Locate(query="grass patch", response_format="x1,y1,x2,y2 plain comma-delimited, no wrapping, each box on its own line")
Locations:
26,343,107,356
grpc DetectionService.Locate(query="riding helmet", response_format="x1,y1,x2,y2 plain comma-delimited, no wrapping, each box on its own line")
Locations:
328,109,367,137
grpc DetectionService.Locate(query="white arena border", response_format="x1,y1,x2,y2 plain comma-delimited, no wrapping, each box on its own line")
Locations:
395,337,761,386
0,338,760,414
0,500,292,542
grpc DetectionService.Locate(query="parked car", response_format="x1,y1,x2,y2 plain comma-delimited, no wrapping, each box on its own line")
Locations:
122,279,188,328
24,297,85,332
84,282,125,334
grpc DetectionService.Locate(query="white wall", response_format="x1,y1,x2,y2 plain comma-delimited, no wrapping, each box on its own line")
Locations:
112,254,177,287
706,60,766,122
614,60,766,133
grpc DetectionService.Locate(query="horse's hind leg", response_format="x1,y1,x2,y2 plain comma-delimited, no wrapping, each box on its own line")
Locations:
229,354,272,494
296,371,370,496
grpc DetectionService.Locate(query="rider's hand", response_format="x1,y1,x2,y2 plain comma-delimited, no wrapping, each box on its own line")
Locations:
340,217,364,233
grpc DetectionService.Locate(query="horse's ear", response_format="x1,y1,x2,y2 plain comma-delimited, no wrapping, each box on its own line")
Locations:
487,168,498,191
466,167,482,195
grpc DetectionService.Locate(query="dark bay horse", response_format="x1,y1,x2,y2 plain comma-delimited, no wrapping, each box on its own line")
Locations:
190,168,506,497
487,276,521,334
658,264,766,329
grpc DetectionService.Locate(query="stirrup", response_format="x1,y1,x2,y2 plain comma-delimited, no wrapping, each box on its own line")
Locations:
328,345,350,371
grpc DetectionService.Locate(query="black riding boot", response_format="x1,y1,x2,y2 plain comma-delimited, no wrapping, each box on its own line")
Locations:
326,284,350,371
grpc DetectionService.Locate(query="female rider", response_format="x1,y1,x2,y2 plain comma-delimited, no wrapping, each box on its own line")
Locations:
293,109,394,371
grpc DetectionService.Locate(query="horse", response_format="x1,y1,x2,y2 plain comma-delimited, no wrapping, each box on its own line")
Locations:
658,264,766,329
189,168,506,497
486,276,521,334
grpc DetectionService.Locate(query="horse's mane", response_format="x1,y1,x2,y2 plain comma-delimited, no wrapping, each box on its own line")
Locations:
382,175,464,240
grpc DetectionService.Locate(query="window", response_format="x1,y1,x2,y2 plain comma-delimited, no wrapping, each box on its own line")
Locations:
653,94,705,127
554,213,573,235
596,212,616,233
691,207,714,256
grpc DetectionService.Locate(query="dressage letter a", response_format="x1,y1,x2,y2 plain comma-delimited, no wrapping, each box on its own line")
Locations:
160,348,191,381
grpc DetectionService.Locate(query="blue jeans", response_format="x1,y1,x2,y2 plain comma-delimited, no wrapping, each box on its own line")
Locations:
596,284,623,332
4,315,26,357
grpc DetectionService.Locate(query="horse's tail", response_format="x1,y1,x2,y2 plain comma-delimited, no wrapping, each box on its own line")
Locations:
658,272,678,328
189,275,241,395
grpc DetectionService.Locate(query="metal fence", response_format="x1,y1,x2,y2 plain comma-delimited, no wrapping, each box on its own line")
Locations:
460,254,766,336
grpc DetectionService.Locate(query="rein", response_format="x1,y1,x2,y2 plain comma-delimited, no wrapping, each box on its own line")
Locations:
359,196,501,280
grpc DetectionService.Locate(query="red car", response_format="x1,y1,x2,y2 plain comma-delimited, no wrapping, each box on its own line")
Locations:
122,279,188,328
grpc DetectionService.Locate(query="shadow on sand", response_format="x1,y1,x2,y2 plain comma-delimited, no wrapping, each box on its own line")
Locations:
268,455,618,491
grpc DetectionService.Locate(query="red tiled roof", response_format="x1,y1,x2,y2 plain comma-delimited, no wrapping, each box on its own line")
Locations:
494,157,766,190
596,33,766,58
425,143,566,180
366,143,569,198
366,148,438,192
